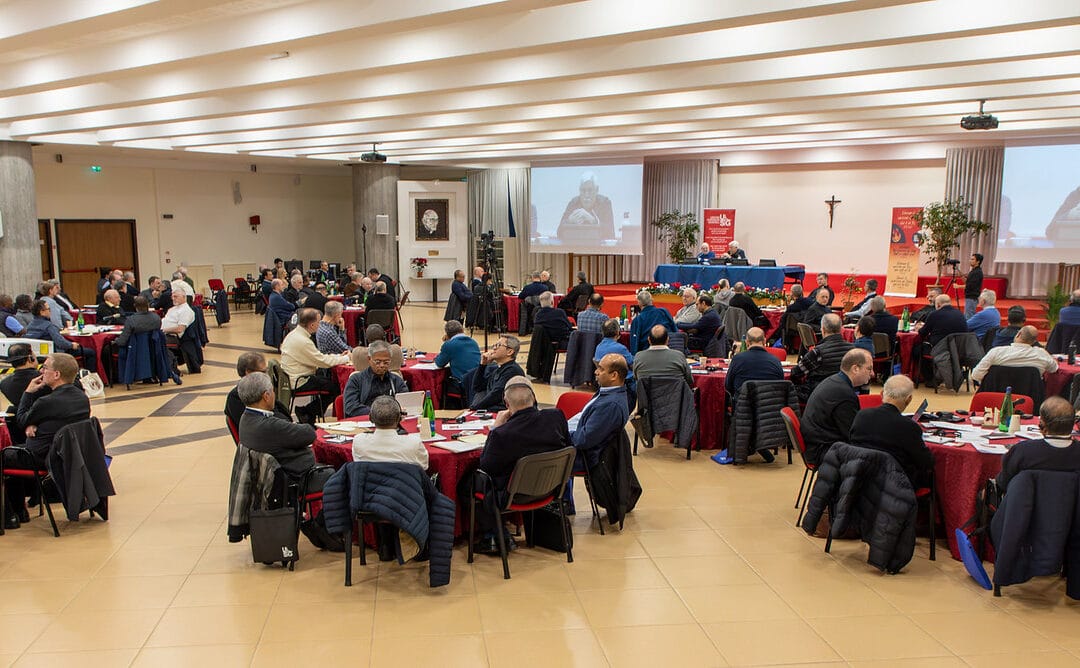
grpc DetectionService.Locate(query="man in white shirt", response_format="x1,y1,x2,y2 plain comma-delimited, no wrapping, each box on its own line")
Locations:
971,325,1059,383
161,290,195,337
352,395,429,469
281,308,352,422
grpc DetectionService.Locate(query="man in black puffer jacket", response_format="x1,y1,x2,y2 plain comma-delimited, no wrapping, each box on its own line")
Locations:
790,314,853,403
322,462,455,587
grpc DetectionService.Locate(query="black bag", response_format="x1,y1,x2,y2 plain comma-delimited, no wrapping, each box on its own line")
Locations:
300,509,345,552
524,502,573,553
250,507,299,567
960,478,1003,560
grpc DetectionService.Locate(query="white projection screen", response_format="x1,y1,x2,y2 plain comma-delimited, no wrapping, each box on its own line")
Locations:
998,144,1080,264
530,163,643,255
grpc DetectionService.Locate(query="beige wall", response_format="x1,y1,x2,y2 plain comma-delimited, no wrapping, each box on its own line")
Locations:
34,162,354,289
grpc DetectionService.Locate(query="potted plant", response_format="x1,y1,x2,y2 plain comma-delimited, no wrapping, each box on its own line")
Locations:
840,272,863,312
653,210,699,263
911,197,991,285
1046,283,1069,329
410,257,428,278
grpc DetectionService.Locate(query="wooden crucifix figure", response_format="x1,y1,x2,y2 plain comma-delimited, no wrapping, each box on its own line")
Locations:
825,195,842,228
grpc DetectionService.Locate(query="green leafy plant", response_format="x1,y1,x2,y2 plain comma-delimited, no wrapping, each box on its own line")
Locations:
911,197,991,283
1046,282,1069,329
653,210,699,263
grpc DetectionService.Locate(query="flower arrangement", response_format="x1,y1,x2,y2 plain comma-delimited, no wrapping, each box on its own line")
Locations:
637,283,787,304
840,270,863,307
410,257,428,275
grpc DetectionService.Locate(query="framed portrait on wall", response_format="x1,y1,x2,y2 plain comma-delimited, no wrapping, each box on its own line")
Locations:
415,199,450,241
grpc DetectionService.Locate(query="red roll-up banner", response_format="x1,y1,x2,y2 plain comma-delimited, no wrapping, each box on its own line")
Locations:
702,208,735,250
885,206,923,297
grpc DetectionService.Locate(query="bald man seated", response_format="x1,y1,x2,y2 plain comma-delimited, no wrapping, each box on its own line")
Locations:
849,375,934,487
971,325,1058,383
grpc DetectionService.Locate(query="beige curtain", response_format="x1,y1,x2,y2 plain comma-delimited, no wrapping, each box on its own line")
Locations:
947,146,1054,297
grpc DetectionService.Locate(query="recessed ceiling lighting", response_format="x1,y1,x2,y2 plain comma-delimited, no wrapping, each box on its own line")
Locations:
269,51,290,60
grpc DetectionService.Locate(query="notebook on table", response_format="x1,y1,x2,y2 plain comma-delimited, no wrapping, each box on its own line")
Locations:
396,391,426,416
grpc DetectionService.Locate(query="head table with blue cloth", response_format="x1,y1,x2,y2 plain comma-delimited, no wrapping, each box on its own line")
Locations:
653,264,805,290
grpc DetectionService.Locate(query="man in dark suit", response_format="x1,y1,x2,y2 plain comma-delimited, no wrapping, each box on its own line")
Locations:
802,288,833,332
533,291,574,347
140,275,172,310
95,289,126,326
725,327,784,397
517,272,547,300
305,282,329,313
236,372,317,479
801,349,874,466
910,287,942,323
558,271,593,312
867,296,900,348
470,335,525,411
474,382,571,551
364,281,398,312
5,353,91,529
0,343,39,446
808,272,835,306
368,268,397,300
114,296,162,347
224,352,290,432
120,272,139,312
916,293,968,347
728,282,768,329
677,294,722,350
268,278,297,326
849,374,933,487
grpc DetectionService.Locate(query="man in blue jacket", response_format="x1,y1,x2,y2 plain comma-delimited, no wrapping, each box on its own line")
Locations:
966,289,1001,338
24,300,96,372
268,278,296,326
677,294,722,350
628,291,676,353
570,354,631,468
434,320,481,382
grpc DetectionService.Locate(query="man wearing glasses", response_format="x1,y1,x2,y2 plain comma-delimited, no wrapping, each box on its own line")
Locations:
469,336,524,412
24,299,97,372
4,353,90,530
342,341,409,418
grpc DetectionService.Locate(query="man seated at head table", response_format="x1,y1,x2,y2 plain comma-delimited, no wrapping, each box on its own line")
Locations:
719,240,747,262
632,324,693,386
849,375,933,488
224,352,291,430
575,293,609,334
469,335,525,412
800,348,875,466
995,397,1080,493
343,341,409,418
970,325,1058,383
352,324,403,374
4,353,91,530
351,395,429,469
790,314,853,402
281,308,352,422
677,293,722,350
533,291,574,348
364,281,398,312
628,291,677,353
696,243,715,263
725,326,784,398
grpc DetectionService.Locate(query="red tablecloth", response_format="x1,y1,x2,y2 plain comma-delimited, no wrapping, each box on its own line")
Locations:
69,309,97,325
343,307,366,346
63,330,120,386
763,308,784,337
503,294,563,332
312,417,484,536
1046,362,1079,399
0,421,11,449
332,359,449,409
840,328,920,377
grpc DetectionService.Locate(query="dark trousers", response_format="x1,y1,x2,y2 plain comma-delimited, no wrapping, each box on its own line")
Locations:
2,448,45,515
293,371,340,420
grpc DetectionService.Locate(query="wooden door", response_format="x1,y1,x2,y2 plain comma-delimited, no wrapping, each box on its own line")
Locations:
38,219,54,281
55,220,138,307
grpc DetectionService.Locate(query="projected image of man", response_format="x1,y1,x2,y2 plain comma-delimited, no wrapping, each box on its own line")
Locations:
557,171,615,241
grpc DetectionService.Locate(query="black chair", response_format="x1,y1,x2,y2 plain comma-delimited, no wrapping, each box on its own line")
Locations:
0,446,59,537
796,322,818,359
365,309,398,344
870,332,894,381
467,447,577,579
977,365,1046,412
1046,323,1080,355
232,278,255,310
981,327,1000,353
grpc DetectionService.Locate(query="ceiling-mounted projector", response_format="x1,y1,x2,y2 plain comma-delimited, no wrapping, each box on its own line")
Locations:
360,142,387,162
960,99,999,131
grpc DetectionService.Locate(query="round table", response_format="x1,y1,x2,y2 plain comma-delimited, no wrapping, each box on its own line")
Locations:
342,307,366,346
312,416,485,536
503,293,563,332
332,359,450,409
62,328,120,386
1046,361,1080,399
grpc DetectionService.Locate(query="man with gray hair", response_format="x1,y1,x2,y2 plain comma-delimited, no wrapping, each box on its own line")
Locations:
868,295,899,347
849,375,933,486
966,288,1001,338
268,277,296,325
539,270,557,294
558,271,593,313
316,301,350,355
558,171,615,240
96,289,125,326
673,287,701,325
434,319,481,382
352,396,429,469
971,325,1058,383
236,372,318,478
364,280,397,312
342,340,409,417
628,289,676,353
728,281,768,329
533,290,574,348
844,279,880,321
518,271,547,300
791,313,854,402
470,335,524,411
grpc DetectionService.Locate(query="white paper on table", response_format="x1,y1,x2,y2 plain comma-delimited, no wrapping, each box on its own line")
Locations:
972,442,1008,455
409,362,440,370
927,420,985,432
433,439,485,453
922,435,956,445
323,421,372,431
1014,429,1043,440
420,433,447,442
442,420,494,430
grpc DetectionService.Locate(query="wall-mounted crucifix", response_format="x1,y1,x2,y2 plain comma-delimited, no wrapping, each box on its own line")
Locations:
825,195,842,228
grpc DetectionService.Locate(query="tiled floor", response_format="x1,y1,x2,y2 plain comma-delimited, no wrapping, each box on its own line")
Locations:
2,303,1079,667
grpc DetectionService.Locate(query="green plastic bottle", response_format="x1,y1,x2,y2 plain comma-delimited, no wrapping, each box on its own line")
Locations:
900,306,910,332
422,390,436,436
997,386,1013,433
619,304,628,325
76,311,84,332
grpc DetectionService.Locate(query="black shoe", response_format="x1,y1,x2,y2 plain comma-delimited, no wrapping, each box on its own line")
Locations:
473,536,499,555
4,515,20,530
760,449,776,464
17,506,30,523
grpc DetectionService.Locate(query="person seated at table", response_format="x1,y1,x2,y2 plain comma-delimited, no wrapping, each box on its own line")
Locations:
677,294,722,350
720,240,746,262
965,289,1001,339
364,281,397,312
1059,289,1080,325
315,302,350,355
472,382,570,552
575,293,608,334
118,272,138,311
0,294,26,337
558,271,593,313
808,273,834,306
910,287,942,323
852,316,876,355
725,326,784,398
97,269,121,296
570,353,630,470
283,273,308,306
991,305,1026,348
801,348,873,466
518,272,547,300
843,279,879,321
916,294,968,347
352,324,403,375
632,325,693,386
139,275,172,311
24,299,96,372
865,297,899,346
237,372,320,481
673,288,701,325
368,267,397,300
790,314,853,402
470,335,525,412
628,291,676,353
1,343,39,445
540,270,557,294
714,279,734,305
595,318,635,382
849,374,933,488
434,319,482,383
342,271,363,300
49,281,78,314
268,278,296,326
315,260,334,284
971,325,1058,383
338,263,356,292
996,396,1080,493
225,351,290,429
305,282,329,313
728,282,769,329
14,294,34,330
37,280,73,330
342,341,409,418
4,353,91,530
451,269,474,311
282,308,352,423
114,296,163,348
95,289,125,326
161,289,195,339
770,284,813,346
534,291,574,348
802,288,833,332
352,395,429,469
696,243,715,263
